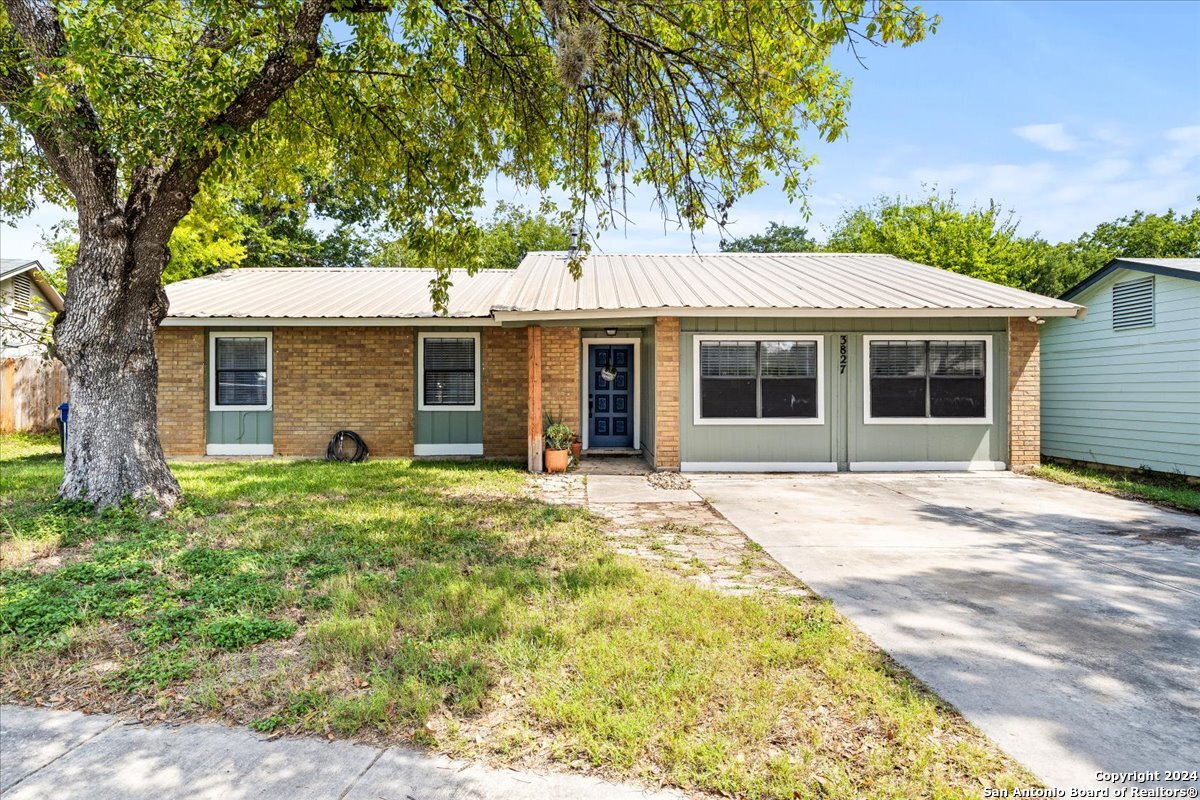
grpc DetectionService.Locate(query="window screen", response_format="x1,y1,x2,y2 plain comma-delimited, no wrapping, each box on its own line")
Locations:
699,340,818,419
215,337,269,406
870,340,986,419
423,337,476,406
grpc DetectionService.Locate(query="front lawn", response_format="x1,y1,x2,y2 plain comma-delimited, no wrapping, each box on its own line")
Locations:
1,434,1030,798
1034,462,1200,514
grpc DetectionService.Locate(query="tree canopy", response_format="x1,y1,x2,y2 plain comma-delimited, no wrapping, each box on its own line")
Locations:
1,0,938,305
720,222,816,253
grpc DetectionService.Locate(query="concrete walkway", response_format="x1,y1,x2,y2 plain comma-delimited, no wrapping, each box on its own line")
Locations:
0,705,684,800
690,472,1200,792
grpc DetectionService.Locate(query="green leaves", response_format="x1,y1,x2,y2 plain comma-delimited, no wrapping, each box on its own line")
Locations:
2,0,938,309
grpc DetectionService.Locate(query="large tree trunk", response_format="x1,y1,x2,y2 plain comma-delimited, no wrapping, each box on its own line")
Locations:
55,225,181,510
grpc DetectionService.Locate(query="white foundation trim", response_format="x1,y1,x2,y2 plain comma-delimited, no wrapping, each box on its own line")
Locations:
206,443,274,456
681,461,838,473
849,461,1007,472
414,443,484,456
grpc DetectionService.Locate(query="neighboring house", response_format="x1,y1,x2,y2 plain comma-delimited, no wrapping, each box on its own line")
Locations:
156,253,1082,471
1,259,64,358
1041,257,1200,477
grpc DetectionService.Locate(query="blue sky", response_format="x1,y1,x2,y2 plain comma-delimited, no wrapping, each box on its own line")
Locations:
3,0,1199,266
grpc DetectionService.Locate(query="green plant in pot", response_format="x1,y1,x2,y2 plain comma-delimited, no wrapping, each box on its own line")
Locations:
544,422,573,473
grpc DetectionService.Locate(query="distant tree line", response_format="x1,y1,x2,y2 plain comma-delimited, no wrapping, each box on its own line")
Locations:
721,191,1200,297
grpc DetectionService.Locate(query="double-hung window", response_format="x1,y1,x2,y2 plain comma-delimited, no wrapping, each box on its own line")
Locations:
210,332,272,410
695,335,822,424
865,336,990,423
418,332,481,411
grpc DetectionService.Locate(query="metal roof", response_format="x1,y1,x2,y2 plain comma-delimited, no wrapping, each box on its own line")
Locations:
163,254,1084,322
495,252,1084,318
165,268,513,319
1061,257,1200,300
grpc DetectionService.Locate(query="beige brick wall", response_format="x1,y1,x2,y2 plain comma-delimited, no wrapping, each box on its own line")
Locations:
540,327,580,435
653,317,680,470
274,327,414,457
1008,317,1041,470
482,327,528,459
155,327,206,456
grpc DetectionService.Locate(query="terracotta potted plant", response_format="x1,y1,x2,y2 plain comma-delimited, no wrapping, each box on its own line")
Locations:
570,434,582,460
544,422,573,474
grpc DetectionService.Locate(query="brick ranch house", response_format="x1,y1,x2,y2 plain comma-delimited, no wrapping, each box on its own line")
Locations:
156,252,1084,472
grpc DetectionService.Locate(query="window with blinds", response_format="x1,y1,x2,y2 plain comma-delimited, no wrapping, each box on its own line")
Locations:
422,336,477,407
1112,276,1154,330
869,339,987,419
215,336,269,407
699,339,818,420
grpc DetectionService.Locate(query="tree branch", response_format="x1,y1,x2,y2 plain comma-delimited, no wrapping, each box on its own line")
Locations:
2,0,120,226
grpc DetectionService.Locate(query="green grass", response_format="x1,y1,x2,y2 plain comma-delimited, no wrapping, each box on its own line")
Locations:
1,434,1031,798
1034,462,1200,513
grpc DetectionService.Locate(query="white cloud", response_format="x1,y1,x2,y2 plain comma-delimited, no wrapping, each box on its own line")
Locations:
1014,123,1079,152
863,126,1200,241
1147,125,1200,176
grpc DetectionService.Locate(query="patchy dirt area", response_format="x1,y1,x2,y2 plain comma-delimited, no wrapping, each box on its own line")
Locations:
531,471,812,598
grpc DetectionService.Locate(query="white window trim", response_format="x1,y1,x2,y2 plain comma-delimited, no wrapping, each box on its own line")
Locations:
208,331,273,412
692,334,825,426
580,337,641,452
417,331,482,412
862,334,993,426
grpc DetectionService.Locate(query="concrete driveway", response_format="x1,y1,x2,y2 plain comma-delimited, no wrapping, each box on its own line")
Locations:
689,472,1200,791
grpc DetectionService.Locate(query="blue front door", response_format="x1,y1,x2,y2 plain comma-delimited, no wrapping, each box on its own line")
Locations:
588,344,634,448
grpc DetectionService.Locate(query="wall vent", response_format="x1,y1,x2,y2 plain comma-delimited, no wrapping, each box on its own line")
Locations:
11,273,32,314
1112,275,1154,331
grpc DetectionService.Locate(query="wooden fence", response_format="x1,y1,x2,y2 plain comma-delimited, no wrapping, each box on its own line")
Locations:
1,357,68,433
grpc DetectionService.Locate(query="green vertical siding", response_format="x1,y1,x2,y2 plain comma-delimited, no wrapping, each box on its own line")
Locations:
679,317,1009,468
207,410,273,444
414,326,483,446
1042,270,1200,476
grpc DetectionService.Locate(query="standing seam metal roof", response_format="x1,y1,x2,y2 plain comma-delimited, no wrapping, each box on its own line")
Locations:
163,254,1084,320
495,252,1083,315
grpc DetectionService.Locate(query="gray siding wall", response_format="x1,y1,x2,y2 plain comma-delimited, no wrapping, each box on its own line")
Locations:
414,326,482,446
679,317,1009,468
1042,270,1200,476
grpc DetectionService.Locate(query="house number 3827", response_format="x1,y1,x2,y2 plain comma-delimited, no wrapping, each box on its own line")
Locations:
839,335,848,374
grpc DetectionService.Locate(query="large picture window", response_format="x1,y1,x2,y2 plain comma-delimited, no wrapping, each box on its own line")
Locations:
209,332,272,410
419,333,481,411
866,337,990,423
695,336,822,424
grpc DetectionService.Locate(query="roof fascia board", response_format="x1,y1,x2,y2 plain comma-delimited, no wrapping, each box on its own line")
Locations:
1062,259,1200,300
492,305,1084,323
162,316,501,327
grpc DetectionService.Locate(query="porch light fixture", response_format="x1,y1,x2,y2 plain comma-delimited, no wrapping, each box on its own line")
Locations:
604,327,617,337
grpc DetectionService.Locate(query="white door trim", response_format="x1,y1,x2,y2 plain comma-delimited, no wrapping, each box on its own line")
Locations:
580,338,641,452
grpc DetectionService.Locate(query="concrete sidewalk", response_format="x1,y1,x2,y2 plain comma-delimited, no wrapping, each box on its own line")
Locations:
0,705,685,800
